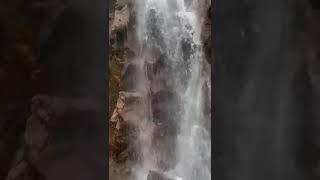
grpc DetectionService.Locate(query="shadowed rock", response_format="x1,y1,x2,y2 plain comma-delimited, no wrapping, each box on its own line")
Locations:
146,9,166,51
122,63,139,91
151,90,180,128
180,37,195,61
147,170,173,180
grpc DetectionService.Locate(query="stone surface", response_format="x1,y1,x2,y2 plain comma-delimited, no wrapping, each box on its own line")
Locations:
111,91,146,129
147,170,173,180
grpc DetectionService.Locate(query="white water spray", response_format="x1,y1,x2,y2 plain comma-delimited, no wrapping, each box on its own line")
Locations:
132,0,211,179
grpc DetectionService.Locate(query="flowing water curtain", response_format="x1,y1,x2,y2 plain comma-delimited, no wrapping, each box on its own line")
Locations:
131,0,211,179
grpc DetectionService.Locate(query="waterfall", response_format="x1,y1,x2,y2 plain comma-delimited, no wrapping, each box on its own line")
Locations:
131,0,211,179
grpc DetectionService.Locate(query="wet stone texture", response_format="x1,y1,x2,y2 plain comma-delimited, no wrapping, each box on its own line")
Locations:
147,170,173,180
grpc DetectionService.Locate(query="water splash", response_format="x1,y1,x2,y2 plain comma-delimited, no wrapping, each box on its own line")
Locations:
132,0,211,179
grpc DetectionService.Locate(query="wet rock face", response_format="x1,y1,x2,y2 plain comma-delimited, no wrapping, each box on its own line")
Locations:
150,90,181,170
146,54,174,84
147,170,173,180
151,131,178,171
146,53,183,172
110,1,129,51
151,91,180,126
109,0,137,171
153,55,172,75
202,6,212,63
180,36,196,61
146,9,166,51
122,63,139,91
202,81,211,132
111,91,146,129
184,0,193,9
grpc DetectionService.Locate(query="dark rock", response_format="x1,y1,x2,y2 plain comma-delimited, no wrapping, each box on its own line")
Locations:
124,48,135,60
150,90,181,171
145,54,173,83
151,133,177,171
114,25,127,50
121,63,139,91
151,90,180,127
147,170,173,180
153,55,172,76
202,81,211,116
184,0,193,9
180,36,195,61
145,62,154,81
201,4,212,63
146,9,166,51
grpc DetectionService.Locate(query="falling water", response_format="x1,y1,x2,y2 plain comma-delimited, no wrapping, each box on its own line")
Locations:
132,0,211,179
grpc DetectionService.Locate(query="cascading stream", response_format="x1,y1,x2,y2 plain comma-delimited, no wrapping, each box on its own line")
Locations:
132,0,211,179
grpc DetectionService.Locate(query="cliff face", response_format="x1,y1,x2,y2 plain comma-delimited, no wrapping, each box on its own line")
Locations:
108,0,212,178
109,1,139,178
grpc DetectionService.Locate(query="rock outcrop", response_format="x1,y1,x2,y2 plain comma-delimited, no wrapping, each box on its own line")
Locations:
109,1,142,178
